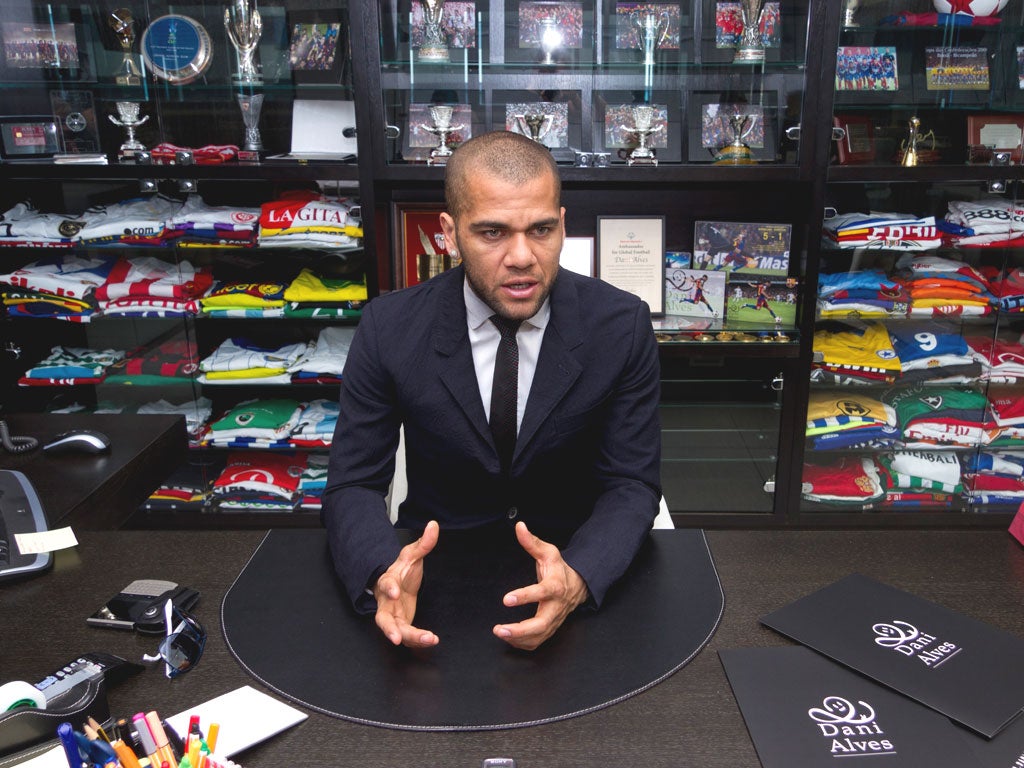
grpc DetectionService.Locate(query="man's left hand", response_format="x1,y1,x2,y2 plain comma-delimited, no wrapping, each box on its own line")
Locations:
493,521,589,651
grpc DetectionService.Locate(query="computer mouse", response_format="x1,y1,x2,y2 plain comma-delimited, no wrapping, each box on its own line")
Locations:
42,429,111,454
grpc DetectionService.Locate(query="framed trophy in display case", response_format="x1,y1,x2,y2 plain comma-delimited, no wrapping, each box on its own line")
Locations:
604,2,689,65
140,14,213,85
833,114,875,165
593,91,680,164
404,101,474,164
506,1,593,65
967,114,1024,164
495,89,581,163
393,202,462,288
49,89,101,155
687,95,777,164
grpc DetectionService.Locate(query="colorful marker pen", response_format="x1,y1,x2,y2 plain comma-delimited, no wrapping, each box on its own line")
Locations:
145,710,177,768
56,722,85,768
132,712,162,768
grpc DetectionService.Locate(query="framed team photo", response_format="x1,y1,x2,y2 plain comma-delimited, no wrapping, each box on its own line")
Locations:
392,202,457,289
692,221,791,277
925,46,989,91
287,11,346,83
835,46,898,91
0,17,95,81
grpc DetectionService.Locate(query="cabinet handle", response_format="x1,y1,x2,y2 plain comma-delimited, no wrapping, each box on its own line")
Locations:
763,479,776,493
771,373,784,392
831,126,846,142
385,124,401,139
785,126,800,142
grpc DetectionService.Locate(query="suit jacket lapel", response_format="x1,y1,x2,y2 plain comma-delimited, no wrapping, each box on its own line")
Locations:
433,267,493,448
517,269,583,459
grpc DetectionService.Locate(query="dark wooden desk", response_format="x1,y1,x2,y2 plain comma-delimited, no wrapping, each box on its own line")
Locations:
3,529,1023,767
0,413,186,529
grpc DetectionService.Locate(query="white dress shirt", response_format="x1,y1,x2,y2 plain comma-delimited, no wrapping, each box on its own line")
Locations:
464,277,550,433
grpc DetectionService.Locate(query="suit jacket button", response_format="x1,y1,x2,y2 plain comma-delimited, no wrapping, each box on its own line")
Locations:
506,506,518,520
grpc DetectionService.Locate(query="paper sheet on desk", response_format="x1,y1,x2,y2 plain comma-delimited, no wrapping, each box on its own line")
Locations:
14,527,77,554
166,685,307,757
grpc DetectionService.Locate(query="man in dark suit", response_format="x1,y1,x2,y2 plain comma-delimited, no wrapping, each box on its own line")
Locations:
323,131,661,651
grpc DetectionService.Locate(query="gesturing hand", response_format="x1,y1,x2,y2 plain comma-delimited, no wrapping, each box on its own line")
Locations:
374,520,440,648
493,521,589,651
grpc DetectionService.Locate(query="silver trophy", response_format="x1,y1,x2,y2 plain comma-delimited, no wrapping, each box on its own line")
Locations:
538,16,563,66
224,0,263,84
632,11,671,67
108,101,149,162
109,8,141,86
422,105,463,165
237,93,264,153
714,113,758,164
842,0,861,27
418,0,449,63
624,105,662,166
734,0,767,64
516,112,552,144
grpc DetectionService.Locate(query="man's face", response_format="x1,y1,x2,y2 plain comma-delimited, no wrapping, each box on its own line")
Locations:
440,169,565,322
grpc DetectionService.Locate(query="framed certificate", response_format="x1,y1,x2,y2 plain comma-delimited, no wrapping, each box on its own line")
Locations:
596,216,665,316
0,116,59,160
833,114,875,164
967,114,1024,163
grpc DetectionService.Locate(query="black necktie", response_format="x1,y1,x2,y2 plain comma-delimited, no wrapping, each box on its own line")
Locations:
489,315,522,472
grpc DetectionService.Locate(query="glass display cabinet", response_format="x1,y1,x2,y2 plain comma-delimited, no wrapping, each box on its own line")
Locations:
798,0,1023,525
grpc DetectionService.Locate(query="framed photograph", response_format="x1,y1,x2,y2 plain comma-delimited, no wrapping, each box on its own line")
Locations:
392,202,457,288
593,91,681,164
404,102,474,163
725,275,798,326
287,11,346,83
0,116,60,160
835,46,898,91
925,46,988,91
687,94,777,163
508,1,592,65
0,18,94,81
967,114,1024,164
666,266,724,320
693,221,791,277
606,2,687,64
714,2,780,49
410,1,477,50
833,115,875,165
596,216,666,316
506,101,569,148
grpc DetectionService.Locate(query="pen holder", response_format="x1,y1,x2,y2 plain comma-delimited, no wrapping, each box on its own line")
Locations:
0,676,111,758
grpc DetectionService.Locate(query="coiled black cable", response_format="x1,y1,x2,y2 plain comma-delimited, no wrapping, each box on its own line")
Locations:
0,420,38,453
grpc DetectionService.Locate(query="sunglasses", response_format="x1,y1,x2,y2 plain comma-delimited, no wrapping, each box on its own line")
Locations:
141,601,206,678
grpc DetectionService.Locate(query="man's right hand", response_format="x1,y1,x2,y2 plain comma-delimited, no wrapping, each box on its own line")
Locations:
373,520,440,648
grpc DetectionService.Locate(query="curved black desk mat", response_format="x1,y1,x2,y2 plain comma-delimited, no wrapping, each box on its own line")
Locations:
221,528,723,730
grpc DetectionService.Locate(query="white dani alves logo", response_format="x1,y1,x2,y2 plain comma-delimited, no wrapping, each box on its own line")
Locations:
807,696,896,758
872,620,962,668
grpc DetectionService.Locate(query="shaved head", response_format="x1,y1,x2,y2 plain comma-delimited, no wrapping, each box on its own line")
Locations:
444,131,561,219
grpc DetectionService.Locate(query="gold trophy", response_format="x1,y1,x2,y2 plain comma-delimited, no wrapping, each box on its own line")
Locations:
900,116,935,167
224,0,263,84
109,8,142,85
734,0,767,64
714,113,758,164
418,0,450,63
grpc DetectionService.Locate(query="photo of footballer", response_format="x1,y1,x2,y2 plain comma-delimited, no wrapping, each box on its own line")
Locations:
666,265,724,319
726,276,797,326
693,221,791,276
